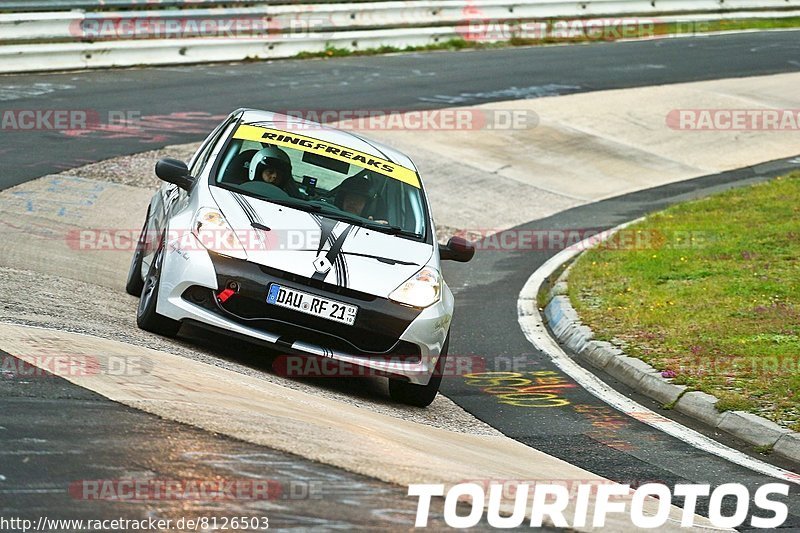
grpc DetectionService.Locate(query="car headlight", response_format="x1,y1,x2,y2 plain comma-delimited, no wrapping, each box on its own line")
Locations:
389,266,442,308
192,207,247,260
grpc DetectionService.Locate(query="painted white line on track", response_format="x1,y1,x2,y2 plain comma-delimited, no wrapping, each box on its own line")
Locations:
517,220,800,486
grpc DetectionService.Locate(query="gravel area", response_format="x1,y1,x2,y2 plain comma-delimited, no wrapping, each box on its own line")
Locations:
60,142,199,189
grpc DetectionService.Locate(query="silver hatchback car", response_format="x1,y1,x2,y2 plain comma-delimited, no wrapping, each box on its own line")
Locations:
127,108,474,406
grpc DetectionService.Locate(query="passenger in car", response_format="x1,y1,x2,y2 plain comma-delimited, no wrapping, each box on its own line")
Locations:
335,176,370,215
335,176,387,223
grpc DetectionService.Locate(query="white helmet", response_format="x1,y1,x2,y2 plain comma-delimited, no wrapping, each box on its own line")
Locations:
248,146,292,184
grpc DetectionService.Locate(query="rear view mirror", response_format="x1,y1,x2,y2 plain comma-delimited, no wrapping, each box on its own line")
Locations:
439,236,475,262
155,158,195,190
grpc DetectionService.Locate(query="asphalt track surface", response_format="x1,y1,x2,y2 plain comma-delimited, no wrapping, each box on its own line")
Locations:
0,347,435,530
1,30,800,190
1,31,800,530
0,347,516,531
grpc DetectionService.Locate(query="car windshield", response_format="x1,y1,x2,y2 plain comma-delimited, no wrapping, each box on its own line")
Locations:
213,124,427,239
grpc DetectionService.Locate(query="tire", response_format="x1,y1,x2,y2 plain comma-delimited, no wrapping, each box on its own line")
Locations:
136,235,181,337
125,209,149,296
389,335,449,408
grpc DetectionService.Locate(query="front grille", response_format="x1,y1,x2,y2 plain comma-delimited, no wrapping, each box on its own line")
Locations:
182,284,421,361
192,254,423,358
257,264,377,302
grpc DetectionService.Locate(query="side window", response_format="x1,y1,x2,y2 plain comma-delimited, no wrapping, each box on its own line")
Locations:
189,115,239,177
188,128,220,177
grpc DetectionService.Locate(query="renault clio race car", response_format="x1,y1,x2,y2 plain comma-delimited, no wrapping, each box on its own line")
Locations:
126,108,474,407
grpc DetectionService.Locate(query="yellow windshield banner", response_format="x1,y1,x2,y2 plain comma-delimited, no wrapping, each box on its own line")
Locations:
233,124,420,188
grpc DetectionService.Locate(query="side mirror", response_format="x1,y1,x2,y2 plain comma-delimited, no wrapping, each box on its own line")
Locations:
439,236,475,262
155,158,195,190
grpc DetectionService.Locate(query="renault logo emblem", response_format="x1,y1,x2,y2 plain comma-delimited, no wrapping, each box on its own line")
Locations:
313,254,332,274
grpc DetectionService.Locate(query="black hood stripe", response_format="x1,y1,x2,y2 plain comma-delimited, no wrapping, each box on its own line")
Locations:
314,216,337,254
334,254,346,287
230,192,254,222
230,192,268,248
233,193,261,224
338,254,349,287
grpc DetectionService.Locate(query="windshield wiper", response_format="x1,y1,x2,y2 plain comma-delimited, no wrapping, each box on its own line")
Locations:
267,198,323,213
273,202,422,239
361,221,422,239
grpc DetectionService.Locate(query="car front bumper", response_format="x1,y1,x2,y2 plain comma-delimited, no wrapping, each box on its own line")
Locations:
156,235,452,385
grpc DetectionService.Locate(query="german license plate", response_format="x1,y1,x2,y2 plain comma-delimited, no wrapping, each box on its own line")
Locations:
266,284,358,326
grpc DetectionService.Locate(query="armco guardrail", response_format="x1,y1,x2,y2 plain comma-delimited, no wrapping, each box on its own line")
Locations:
0,0,798,73
0,0,795,10
0,1,303,12
4,1,798,44
0,0,396,12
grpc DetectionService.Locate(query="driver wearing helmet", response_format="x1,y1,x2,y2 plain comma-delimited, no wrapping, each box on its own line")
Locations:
248,146,298,195
335,176,371,216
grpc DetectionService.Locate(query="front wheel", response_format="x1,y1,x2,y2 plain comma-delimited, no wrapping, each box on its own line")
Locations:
136,235,180,337
389,335,449,408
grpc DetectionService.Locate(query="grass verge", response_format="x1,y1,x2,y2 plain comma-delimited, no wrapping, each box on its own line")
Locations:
294,39,493,59
567,173,800,431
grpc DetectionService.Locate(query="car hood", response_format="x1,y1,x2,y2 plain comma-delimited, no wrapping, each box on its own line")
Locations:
209,187,432,298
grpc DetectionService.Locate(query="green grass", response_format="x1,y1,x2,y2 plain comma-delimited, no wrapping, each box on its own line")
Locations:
294,39,496,59
647,17,800,37
753,444,774,455
568,173,800,431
